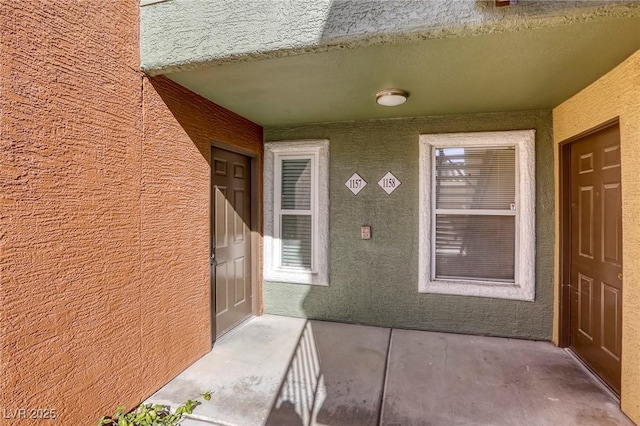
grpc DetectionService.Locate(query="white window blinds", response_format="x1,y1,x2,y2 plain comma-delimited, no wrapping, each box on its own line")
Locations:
434,146,516,282
282,159,312,210
280,158,313,270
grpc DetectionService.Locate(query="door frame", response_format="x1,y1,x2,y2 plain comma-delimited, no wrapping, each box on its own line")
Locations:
558,117,620,348
210,141,262,344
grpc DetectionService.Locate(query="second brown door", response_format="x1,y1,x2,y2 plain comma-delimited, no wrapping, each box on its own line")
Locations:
211,147,252,339
570,123,623,394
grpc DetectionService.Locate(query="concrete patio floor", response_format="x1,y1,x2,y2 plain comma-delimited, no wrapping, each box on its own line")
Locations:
147,315,633,426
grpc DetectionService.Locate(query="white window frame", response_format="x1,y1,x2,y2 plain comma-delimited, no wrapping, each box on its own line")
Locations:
264,140,329,286
418,130,536,301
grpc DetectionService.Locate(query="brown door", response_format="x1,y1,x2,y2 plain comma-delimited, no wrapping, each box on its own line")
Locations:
569,123,622,394
211,147,252,339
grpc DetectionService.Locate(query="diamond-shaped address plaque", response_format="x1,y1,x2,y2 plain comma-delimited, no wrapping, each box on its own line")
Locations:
378,171,401,195
345,172,367,195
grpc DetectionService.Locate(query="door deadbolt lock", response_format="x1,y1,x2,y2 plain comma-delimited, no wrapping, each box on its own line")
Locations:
210,252,216,266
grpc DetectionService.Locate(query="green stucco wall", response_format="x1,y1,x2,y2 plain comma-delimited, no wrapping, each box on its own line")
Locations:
264,111,554,340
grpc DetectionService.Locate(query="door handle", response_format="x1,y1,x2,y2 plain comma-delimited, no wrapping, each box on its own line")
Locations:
618,273,623,281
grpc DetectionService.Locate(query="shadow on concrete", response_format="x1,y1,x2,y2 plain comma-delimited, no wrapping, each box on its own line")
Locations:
265,320,390,426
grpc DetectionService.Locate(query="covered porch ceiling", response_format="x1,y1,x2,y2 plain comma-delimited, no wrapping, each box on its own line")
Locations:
164,16,640,127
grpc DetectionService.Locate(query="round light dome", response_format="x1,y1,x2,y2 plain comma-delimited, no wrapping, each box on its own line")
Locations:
376,89,409,107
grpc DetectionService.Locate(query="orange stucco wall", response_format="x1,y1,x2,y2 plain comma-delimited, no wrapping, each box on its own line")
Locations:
553,50,640,423
0,2,262,424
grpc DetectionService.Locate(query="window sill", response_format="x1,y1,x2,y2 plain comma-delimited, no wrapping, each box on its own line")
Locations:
419,279,534,301
264,268,328,286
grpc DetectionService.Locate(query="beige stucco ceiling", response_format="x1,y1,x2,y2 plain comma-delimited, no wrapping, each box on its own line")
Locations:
165,16,640,127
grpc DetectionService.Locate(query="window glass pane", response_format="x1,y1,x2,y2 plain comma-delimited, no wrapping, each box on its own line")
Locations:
282,159,311,210
435,214,515,282
281,214,312,269
435,147,515,210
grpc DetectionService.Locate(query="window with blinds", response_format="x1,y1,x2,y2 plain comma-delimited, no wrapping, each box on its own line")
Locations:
278,157,314,270
265,140,329,286
433,146,517,283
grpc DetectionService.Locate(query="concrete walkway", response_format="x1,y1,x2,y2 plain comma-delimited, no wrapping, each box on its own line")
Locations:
147,315,633,426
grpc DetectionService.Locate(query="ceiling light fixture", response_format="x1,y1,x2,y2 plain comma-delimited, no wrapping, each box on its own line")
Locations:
376,88,409,107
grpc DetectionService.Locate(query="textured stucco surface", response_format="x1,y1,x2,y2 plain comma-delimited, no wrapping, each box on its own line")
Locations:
264,111,554,340
140,0,640,74
0,1,262,423
157,12,640,127
553,50,640,424
1,1,143,423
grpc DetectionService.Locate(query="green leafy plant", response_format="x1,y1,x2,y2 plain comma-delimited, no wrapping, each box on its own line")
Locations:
98,392,211,426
